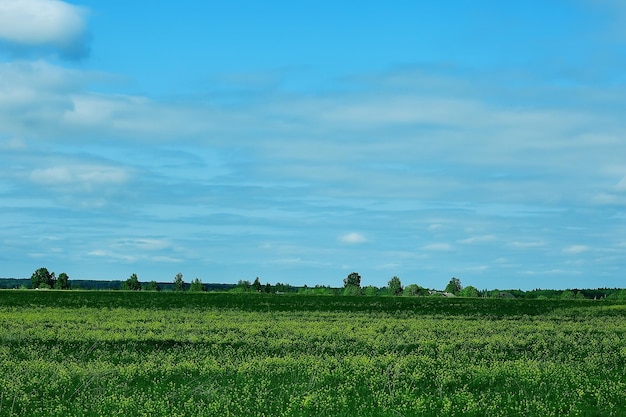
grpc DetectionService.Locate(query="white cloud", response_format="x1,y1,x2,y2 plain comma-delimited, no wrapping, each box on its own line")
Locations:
87,249,136,263
457,235,496,244
150,256,183,264
563,245,589,254
87,240,182,265
29,165,130,189
508,241,546,249
0,61,220,141
339,232,368,244
465,265,489,273
0,0,88,57
0,62,106,138
62,94,221,137
422,243,453,251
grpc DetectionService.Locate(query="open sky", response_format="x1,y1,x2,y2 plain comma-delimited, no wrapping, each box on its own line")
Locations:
1,0,626,290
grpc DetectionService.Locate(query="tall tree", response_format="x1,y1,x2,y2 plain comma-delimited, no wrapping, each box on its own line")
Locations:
252,277,262,292
387,276,403,296
174,272,185,291
31,267,55,289
122,273,141,291
445,277,462,295
190,278,204,292
55,272,70,290
343,272,361,288
343,272,362,296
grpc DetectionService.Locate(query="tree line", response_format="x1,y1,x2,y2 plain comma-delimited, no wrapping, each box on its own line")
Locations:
4,267,625,300
338,273,625,300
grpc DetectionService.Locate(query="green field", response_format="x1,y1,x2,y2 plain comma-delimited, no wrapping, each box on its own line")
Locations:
1,291,625,416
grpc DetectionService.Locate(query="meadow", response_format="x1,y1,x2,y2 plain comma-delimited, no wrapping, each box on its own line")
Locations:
0,291,625,416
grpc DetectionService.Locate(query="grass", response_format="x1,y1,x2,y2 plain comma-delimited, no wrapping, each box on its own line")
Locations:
0,290,625,416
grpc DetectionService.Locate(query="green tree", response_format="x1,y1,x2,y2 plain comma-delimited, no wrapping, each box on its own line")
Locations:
404,284,428,296
363,285,379,296
145,281,160,291
122,273,141,291
343,272,361,288
459,285,479,297
190,278,204,292
174,272,185,292
445,277,462,295
54,272,70,290
237,280,251,292
252,277,262,292
264,282,272,293
31,267,55,289
388,276,403,296
343,272,361,296
274,282,291,293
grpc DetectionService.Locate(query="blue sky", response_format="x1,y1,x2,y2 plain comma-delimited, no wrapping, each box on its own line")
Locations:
1,0,626,290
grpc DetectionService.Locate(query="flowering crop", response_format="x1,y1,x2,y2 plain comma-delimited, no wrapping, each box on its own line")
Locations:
0,291,624,416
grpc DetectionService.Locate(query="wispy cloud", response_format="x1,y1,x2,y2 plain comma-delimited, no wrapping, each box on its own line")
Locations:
29,165,130,189
339,232,368,244
422,243,453,252
508,241,547,249
563,245,590,254
112,239,171,252
87,239,183,265
87,249,136,263
464,265,489,273
457,235,496,244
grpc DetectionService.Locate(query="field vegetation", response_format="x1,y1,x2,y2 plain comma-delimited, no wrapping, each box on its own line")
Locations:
1,291,625,416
